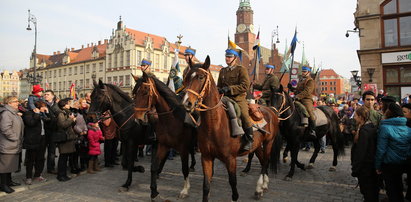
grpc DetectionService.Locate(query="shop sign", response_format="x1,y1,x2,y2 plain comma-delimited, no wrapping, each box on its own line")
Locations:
382,51,411,64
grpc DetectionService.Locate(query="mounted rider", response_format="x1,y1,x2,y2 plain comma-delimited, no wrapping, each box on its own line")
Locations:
140,58,155,78
253,64,280,106
292,66,316,138
182,47,197,80
217,48,253,151
139,58,156,143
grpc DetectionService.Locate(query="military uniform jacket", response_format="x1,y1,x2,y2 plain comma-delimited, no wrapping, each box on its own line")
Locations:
254,73,279,99
217,65,250,102
295,76,315,100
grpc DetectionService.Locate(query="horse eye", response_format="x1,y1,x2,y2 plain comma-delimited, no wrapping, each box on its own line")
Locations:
199,75,205,80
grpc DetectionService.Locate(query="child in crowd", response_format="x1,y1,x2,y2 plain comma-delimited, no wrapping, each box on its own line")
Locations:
87,121,104,174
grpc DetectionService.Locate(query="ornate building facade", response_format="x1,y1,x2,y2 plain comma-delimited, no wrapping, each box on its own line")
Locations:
0,70,20,100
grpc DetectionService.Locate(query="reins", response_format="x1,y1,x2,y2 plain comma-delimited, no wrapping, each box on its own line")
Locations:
185,68,223,112
270,91,294,121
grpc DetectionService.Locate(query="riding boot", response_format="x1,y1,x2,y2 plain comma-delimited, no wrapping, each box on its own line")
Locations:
242,127,254,151
301,117,309,127
87,160,96,174
307,118,316,138
226,101,244,137
93,159,101,172
0,173,14,194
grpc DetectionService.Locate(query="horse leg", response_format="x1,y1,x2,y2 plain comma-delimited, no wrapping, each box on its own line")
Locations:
240,152,254,176
150,144,168,200
179,151,190,199
285,140,300,180
120,139,137,192
225,157,239,202
254,146,270,199
329,142,338,172
202,156,214,202
307,139,321,169
189,145,196,172
157,152,167,178
283,143,290,163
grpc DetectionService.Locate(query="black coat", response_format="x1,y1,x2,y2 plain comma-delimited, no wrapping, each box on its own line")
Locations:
22,110,50,150
44,101,60,133
351,122,378,177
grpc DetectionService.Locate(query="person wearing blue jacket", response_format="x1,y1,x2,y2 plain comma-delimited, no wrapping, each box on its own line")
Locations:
375,103,411,202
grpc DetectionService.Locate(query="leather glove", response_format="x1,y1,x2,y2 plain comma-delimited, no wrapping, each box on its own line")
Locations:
218,86,231,95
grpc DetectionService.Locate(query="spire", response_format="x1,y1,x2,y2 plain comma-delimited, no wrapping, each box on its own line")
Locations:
117,15,123,30
239,0,251,8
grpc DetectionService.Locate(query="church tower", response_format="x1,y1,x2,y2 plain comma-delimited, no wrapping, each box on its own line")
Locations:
235,0,256,73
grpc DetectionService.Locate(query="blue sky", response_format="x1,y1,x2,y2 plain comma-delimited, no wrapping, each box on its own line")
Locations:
0,0,359,78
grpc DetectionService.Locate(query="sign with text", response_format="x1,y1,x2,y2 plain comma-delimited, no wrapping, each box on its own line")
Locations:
382,51,411,64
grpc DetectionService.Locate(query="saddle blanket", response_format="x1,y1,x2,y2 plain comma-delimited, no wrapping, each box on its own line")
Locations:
252,118,267,132
313,109,328,127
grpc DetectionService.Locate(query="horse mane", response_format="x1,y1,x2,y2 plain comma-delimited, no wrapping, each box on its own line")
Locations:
104,83,133,103
150,76,186,121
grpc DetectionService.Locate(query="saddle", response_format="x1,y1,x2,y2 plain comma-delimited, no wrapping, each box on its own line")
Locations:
294,101,328,127
248,103,264,122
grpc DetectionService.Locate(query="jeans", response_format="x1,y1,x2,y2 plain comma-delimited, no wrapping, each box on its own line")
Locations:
57,153,70,178
25,146,46,179
320,136,326,150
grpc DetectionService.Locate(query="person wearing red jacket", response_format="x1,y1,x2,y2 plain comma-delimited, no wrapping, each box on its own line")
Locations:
87,122,104,174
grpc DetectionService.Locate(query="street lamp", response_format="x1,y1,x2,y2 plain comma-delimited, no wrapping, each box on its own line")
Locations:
351,70,362,88
27,9,38,84
26,72,42,85
271,26,280,49
367,68,375,82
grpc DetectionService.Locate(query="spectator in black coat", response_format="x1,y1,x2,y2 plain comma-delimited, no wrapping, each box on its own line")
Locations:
43,90,60,174
22,101,50,185
351,106,379,202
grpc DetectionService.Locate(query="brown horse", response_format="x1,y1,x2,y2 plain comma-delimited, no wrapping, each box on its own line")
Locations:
132,72,196,200
182,56,280,201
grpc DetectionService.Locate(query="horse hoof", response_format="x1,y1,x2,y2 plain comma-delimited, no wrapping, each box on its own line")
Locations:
283,176,292,181
133,165,145,173
254,191,263,200
282,157,288,163
306,163,314,169
179,192,189,199
329,166,336,172
189,168,195,172
240,172,248,177
118,186,129,192
263,187,269,193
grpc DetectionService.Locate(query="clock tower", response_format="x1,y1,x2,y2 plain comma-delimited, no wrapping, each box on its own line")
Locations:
235,0,255,73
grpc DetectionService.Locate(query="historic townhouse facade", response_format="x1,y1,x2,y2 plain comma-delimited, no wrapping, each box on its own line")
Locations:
0,70,20,100
27,19,221,98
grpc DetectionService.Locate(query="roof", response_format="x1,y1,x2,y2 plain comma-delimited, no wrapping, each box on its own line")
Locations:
319,69,340,78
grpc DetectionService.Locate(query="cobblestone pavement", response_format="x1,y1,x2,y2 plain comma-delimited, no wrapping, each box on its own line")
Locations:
0,146,364,202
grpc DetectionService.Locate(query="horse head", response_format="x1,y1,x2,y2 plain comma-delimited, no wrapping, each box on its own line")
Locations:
132,72,159,124
88,79,112,121
182,56,212,112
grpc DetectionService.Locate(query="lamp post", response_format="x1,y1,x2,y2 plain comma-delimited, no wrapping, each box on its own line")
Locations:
351,70,362,89
367,68,375,82
26,9,38,85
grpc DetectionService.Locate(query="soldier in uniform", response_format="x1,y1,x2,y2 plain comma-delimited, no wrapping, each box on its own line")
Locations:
140,58,155,77
294,66,316,137
253,64,280,106
217,49,253,151
182,48,196,80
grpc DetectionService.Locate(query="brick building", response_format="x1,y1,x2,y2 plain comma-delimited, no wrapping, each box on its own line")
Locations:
318,69,345,96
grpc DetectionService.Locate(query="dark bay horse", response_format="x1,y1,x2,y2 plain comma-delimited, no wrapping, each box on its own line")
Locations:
132,72,196,200
270,85,345,180
182,56,280,201
88,80,145,191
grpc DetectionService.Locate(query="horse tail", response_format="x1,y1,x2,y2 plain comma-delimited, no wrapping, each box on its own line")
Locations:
318,106,345,156
270,131,283,174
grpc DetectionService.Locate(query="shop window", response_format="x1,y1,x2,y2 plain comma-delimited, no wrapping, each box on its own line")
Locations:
399,0,411,13
400,67,411,83
386,86,401,101
386,68,399,83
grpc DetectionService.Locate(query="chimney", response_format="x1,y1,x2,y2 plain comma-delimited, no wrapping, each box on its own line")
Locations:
81,45,84,49
57,51,60,54
104,39,108,44
98,41,101,45
71,48,74,51
53,52,56,55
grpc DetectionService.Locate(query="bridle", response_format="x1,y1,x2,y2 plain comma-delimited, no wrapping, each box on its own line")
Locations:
91,86,135,130
185,68,223,112
270,91,294,121
133,78,174,117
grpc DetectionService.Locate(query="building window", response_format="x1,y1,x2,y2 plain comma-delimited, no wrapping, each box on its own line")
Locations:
108,54,111,68
120,52,124,67
155,54,160,68
85,79,90,88
80,65,84,74
59,82,61,90
74,66,78,75
119,75,124,86
80,79,84,88
99,63,103,72
69,67,72,76
164,55,168,69
107,77,112,84
113,76,118,85
386,68,399,83
125,75,130,86
113,54,117,68
126,51,130,66
86,65,90,73
54,70,57,78
63,68,66,76
92,63,96,73
137,51,142,64
382,0,411,47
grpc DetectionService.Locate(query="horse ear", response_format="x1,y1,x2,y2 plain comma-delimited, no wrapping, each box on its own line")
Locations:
202,55,210,70
93,79,98,88
188,56,194,69
131,73,139,82
98,79,104,89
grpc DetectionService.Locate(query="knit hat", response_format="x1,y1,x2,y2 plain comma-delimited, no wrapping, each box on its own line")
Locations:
32,84,44,94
